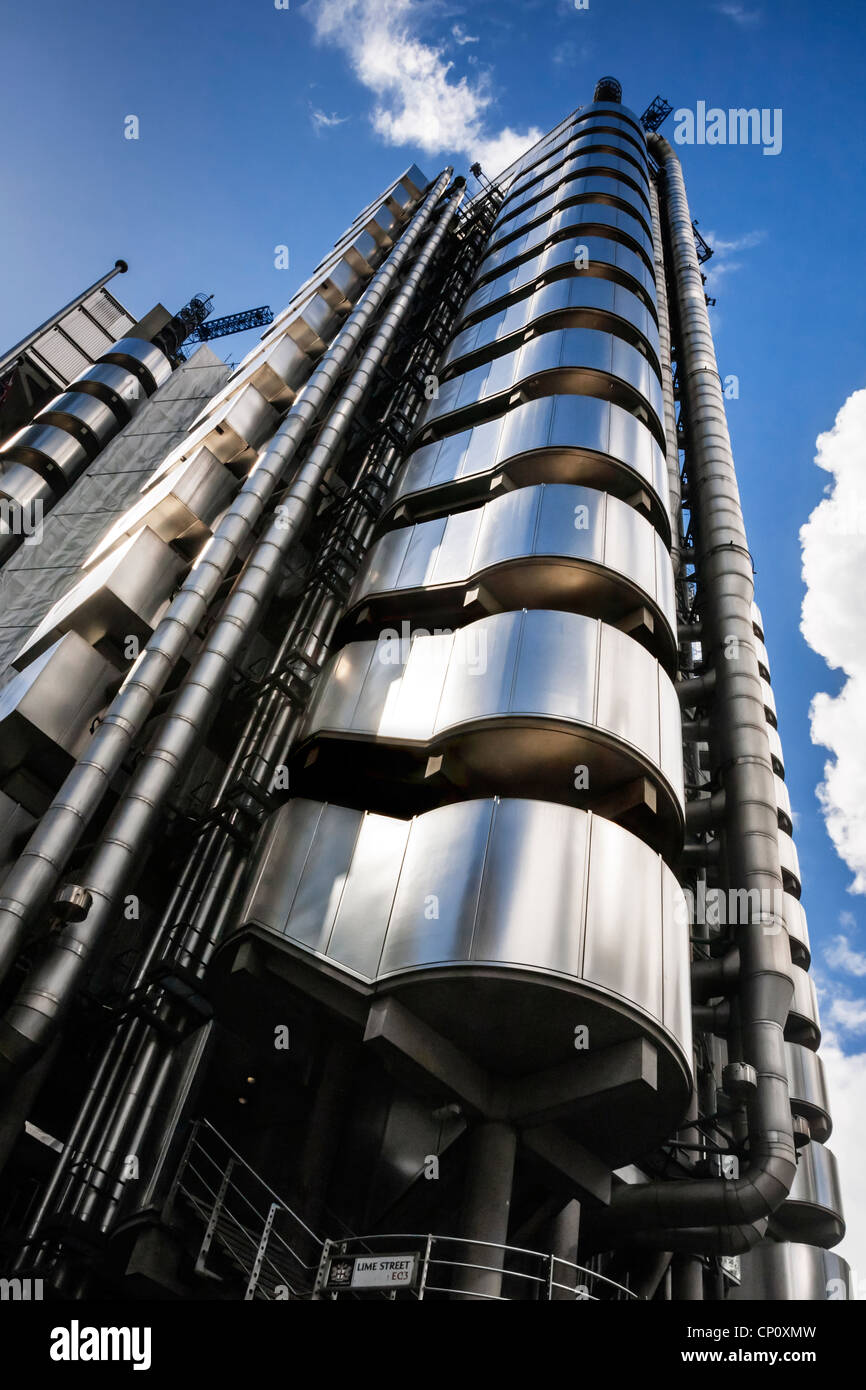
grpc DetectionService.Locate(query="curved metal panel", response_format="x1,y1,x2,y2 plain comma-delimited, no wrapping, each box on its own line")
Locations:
779,828,802,897
0,420,89,492
444,277,660,382
459,239,657,330
474,224,656,301
786,1042,830,1141
99,337,172,393
71,362,146,422
476,203,655,285
86,447,235,565
415,327,665,450
506,113,647,192
506,155,651,226
344,483,677,673
755,634,771,680
182,382,280,470
774,773,793,832
784,892,811,967
760,675,777,727
728,1242,852,1301
508,139,650,204
34,390,121,456
493,173,653,247
0,460,56,510
751,599,765,638
14,525,187,671
766,722,785,777
385,395,671,542
295,610,684,853
772,1143,845,1248
786,964,821,1050
508,129,649,195
232,795,691,1164
0,633,116,815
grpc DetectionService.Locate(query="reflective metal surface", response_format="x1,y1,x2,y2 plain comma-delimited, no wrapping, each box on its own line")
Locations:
443,276,661,380
14,526,187,671
99,337,172,393
0,634,115,815
766,722,785,776
0,459,56,510
415,327,665,449
34,390,121,456
186,382,280,470
344,483,677,672
71,362,146,423
774,773,793,832
779,828,802,897
785,1042,831,1141
759,676,777,726
230,794,692,1163
786,964,821,1050
751,600,765,638
507,129,649,189
385,395,670,542
508,151,650,216
0,420,89,492
728,1242,852,1301
478,203,654,280
492,173,652,248
459,238,657,330
504,122,649,194
784,892,811,967
295,609,684,852
772,1143,845,1248
86,448,235,564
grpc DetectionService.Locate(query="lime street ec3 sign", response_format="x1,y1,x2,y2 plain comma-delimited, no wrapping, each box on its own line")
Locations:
326,1253,418,1292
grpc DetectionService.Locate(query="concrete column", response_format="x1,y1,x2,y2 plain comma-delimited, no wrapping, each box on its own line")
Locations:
671,1253,704,1301
547,1199,582,1299
452,1121,517,1300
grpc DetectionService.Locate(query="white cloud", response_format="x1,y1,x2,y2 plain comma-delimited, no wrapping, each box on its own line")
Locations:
310,106,349,133
826,935,866,977
701,228,765,294
818,1032,866,1289
451,23,478,46
304,0,542,176
800,389,866,894
715,3,762,25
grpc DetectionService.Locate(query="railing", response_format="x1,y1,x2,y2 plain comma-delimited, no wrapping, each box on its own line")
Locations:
314,1233,640,1302
168,1119,323,1299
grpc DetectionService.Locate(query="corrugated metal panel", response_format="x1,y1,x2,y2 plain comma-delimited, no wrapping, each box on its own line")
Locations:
82,288,136,339
56,306,113,360
28,330,91,385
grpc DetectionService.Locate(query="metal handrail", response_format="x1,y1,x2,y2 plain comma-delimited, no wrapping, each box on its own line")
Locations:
319,1232,640,1301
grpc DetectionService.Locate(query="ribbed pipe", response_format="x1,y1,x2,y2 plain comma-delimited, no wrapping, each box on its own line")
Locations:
596,134,795,1240
648,178,682,574
0,170,452,1010
0,178,463,1079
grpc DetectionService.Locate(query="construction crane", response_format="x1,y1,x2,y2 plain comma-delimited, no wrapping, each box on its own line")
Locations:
185,305,274,345
640,94,674,131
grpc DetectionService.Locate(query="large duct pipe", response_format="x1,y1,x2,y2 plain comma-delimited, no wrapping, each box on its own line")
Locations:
0,262,129,379
0,170,453,1011
0,177,463,1082
648,179,682,576
595,134,796,1240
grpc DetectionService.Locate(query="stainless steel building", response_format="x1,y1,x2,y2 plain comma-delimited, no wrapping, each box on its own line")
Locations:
0,81,848,1302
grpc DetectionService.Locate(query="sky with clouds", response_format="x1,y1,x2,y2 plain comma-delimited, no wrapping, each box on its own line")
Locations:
1,0,865,1285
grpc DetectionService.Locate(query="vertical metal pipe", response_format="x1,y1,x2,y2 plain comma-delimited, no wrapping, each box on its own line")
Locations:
0,170,453,1006
593,135,796,1240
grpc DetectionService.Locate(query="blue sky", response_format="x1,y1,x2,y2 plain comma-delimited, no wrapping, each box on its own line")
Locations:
2,0,865,1278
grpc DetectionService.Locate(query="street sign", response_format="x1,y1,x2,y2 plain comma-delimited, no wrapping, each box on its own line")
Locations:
326,1253,418,1292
